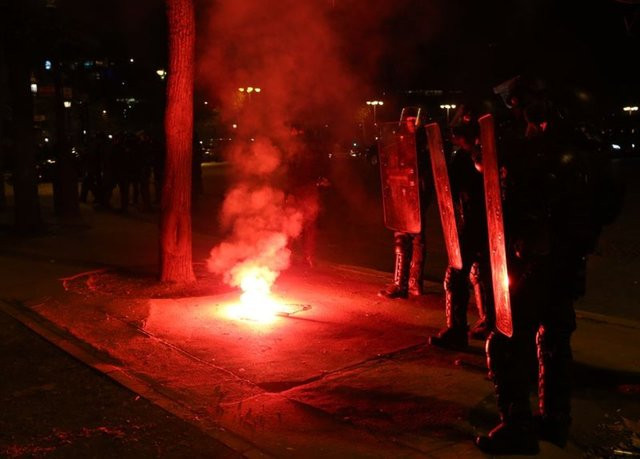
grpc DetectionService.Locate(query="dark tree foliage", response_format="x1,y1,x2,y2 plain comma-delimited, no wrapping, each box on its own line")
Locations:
1,0,42,232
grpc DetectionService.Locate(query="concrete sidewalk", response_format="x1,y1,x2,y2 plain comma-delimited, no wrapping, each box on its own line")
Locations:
1,205,640,458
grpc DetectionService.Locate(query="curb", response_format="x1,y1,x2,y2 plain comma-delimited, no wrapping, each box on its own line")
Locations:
575,309,640,330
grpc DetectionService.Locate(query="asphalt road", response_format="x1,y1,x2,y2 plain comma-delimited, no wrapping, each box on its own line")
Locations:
574,157,640,322
0,309,241,458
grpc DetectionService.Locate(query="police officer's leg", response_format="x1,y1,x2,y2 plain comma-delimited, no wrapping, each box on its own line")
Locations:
379,232,412,299
476,260,543,454
476,328,539,454
536,256,578,447
469,259,495,340
408,232,425,296
536,323,573,447
429,263,470,349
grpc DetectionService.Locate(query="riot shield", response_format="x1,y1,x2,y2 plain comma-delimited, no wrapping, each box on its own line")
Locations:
478,114,513,338
425,123,463,270
378,121,422,233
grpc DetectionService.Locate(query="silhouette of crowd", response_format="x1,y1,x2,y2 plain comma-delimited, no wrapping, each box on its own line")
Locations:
79,131,165,213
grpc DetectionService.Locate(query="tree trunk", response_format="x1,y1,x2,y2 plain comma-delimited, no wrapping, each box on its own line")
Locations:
160,0,195,283
52,62,79,217
0,120,5,211
0,40,7,211
6,22,42,233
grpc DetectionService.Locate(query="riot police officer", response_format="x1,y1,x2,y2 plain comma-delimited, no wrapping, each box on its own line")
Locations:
476,76,622,454
378,108,433,299
429,105,494,349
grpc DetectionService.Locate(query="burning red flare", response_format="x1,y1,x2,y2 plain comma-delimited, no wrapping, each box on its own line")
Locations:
207,141,305,324
224,265,281,323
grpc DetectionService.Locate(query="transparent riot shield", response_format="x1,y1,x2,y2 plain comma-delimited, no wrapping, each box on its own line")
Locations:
378,120,423,234
479,114,513,337
426,122,463,270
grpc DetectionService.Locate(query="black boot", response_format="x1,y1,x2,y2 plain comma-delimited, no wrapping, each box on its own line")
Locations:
476,331,539,455
469,318,490,341
379,234,410,299
534,413,571,448
535,326,573,447
429,267,469,349
475,415,539,455
408,238,425,296
429,327,468,349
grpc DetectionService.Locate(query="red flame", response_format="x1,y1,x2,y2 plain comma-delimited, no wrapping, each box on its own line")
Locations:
223,265,281,324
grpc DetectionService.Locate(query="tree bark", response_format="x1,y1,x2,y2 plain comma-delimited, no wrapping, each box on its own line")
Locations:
160,0,196,283
5,2,42,232
52,62,79,217
0,40,7,211
0,121,5,211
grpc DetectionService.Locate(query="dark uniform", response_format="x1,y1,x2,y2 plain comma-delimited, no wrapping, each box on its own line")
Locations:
476,79,622,454
430,108,494,348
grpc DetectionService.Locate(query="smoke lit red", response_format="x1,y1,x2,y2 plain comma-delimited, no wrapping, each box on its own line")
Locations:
206,139,304,322
200,1,384,321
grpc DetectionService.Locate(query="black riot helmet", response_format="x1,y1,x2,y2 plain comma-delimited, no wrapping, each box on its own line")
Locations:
449,104,479,147
494,75,555,128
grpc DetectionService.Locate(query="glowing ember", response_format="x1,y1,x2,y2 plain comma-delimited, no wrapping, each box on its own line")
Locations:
225,266,281,323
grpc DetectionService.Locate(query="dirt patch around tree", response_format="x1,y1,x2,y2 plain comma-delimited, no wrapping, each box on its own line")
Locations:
61,263,234,300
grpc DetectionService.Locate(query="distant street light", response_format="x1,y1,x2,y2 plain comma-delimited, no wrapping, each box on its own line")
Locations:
156,69,167,80
237,87,262,106
623,106,638,114
440,104,457,123
366,100,384,124
63,101,72,108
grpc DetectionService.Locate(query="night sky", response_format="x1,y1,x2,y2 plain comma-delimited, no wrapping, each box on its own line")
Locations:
57,0,639,106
